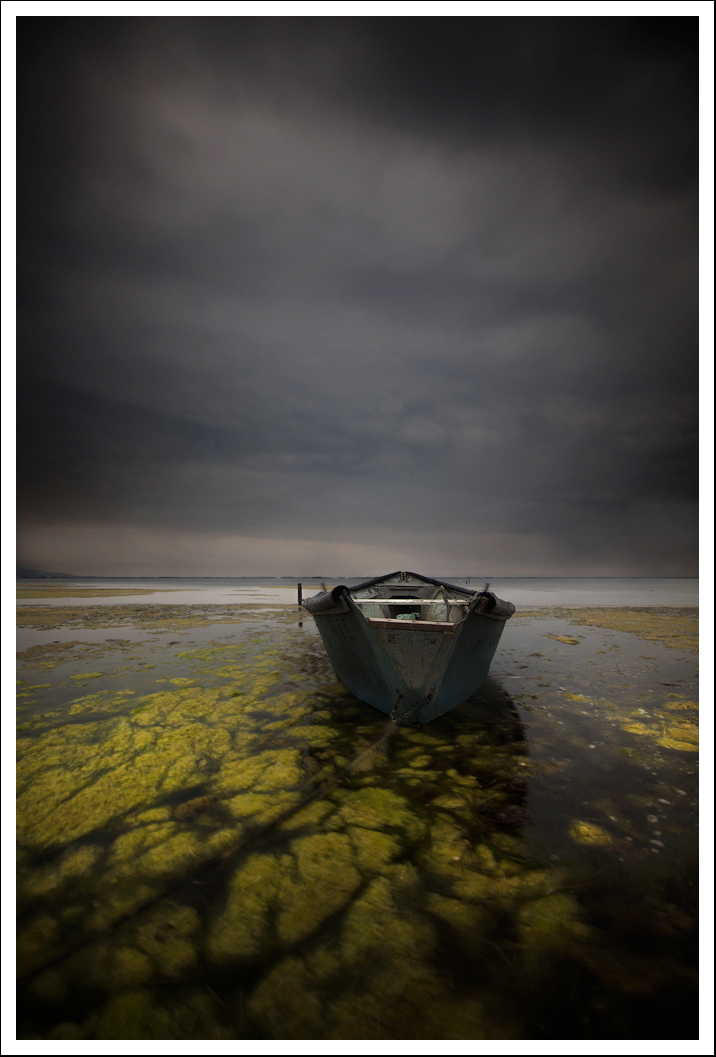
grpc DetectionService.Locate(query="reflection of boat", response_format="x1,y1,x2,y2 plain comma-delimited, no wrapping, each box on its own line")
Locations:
440,677,531,829
303,570,515,725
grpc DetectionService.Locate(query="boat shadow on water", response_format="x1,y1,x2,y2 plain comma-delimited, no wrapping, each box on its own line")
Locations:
418,677,531,832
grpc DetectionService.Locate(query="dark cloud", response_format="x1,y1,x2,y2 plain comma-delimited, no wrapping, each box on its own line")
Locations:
17,16,698,575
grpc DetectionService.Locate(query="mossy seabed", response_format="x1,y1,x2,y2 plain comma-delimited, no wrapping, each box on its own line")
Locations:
17,605,698,1040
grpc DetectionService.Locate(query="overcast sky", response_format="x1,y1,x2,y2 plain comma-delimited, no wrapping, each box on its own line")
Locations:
16,15,698,576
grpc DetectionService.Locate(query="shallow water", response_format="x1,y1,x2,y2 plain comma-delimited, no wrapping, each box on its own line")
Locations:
16,602,698,1040
17,575,699,608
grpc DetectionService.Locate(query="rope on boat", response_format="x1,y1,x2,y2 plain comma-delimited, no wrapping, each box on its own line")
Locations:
394,688,435,728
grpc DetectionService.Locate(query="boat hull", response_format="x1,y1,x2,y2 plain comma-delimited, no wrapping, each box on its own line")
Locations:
308,585,512,725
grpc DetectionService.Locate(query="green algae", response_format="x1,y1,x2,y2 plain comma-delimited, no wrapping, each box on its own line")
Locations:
245,931,517,1041
66,941,155,993
517,893,591,964
18,640,131,672
108,823,180,866
540,606,699,654
135,904,200,977
283,723,337,748
17,602,286,631
212,746,304,797
341,870,432,962
206,852,294,962
226,790,300,827
49,901,204,998
247,955,330,1039
17,914,62,976
347,826,401,872
426,890,491,935
622,715,699,753
207,834,362,961
452,864,559,909
424,817,475,869
310,867,516,1040
86,987,229,1040
657,736,699,752
569,820,613,846
16,606,699,1040
277,833,362,943
332,786,425,841
19,845,104,901
16,686,270,851
276,799,335,832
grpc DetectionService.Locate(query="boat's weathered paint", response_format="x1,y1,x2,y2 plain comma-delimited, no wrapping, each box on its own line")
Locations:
303,571,514,724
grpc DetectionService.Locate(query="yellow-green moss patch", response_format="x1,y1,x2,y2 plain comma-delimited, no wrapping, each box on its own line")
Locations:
206,852,293,962
341,871,434,963
517,892,590,966
570,820,612,846
333,786,424,840
347,827,401,872
135,904,200,977
555,607,698,654
276,832,361,943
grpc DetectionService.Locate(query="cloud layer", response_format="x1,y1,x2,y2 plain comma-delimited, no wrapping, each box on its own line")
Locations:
17,16,698,575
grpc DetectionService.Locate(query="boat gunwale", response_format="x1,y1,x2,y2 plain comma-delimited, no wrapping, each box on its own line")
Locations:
345,570,477,598
351,597,471,605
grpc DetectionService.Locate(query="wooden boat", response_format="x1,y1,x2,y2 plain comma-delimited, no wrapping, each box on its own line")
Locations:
303,570,515,725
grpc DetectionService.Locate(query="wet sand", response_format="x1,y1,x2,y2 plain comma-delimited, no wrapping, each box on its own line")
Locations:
16,602,698,1040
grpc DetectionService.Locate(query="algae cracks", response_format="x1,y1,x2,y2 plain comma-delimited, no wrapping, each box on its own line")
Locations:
16,639,348,982
26,902,230,1040
207,832,363,962
201,689,570,1040
18,689,140,735
16,659,578,1041
23,765,696,1040
204,786,598,1039
243,866,521,1040
17,616,700,1039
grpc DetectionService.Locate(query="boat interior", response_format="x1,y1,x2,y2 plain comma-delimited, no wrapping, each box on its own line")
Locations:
349,575,475,624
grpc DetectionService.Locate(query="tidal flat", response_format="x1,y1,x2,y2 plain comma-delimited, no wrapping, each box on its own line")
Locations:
16,602,698,1040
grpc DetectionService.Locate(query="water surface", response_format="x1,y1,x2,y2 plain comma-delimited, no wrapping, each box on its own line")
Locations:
17,576,699,608
16,593,698,1040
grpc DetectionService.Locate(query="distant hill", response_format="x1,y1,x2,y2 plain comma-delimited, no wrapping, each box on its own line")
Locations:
16,565,78,579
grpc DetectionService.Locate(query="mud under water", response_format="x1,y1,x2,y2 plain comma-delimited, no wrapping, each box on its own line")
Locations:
16,604,698,1040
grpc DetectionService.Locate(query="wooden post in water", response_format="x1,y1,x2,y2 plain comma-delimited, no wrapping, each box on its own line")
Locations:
297,582,302,606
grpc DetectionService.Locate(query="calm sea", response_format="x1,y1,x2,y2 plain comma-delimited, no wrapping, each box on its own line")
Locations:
16,576,699,608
